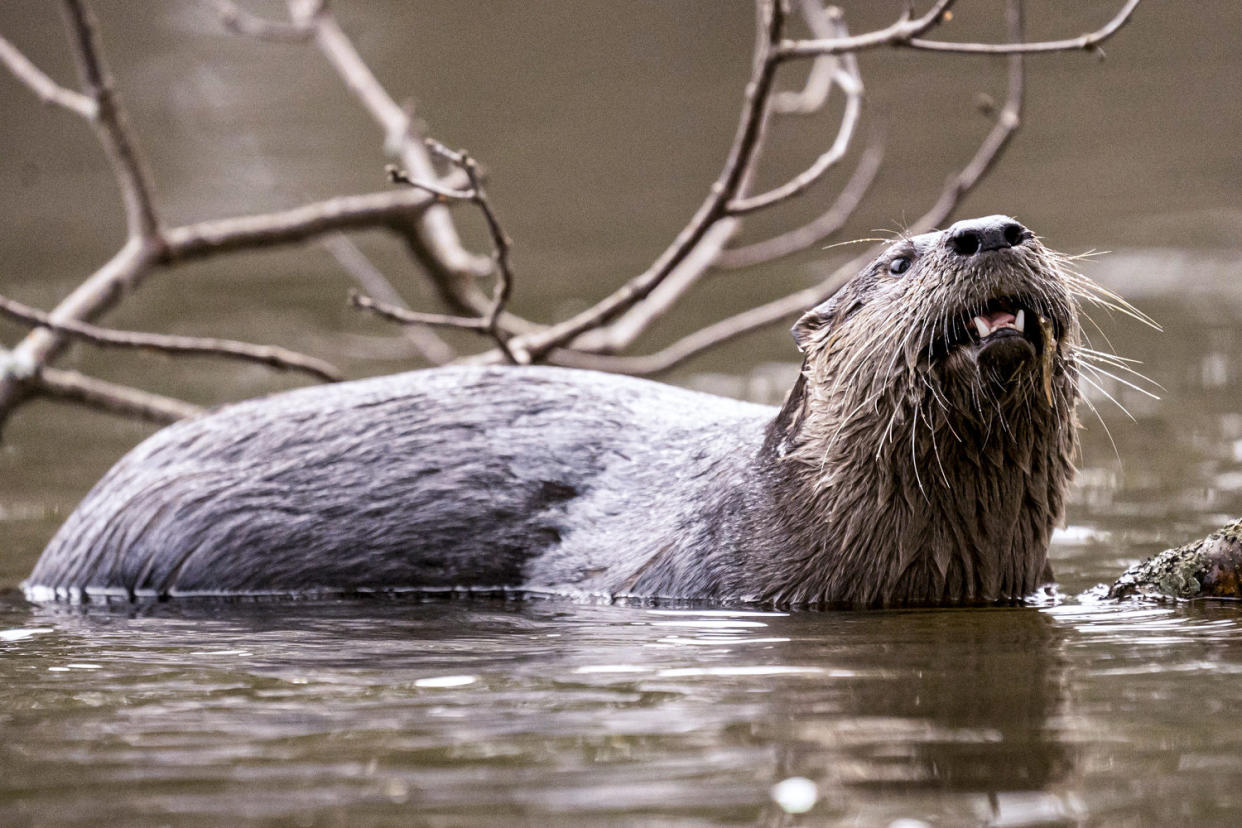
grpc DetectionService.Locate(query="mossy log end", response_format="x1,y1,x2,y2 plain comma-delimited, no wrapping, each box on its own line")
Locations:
1109,519,1242,601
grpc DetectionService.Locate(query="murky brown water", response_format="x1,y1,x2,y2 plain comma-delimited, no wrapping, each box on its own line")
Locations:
2,1,1242,825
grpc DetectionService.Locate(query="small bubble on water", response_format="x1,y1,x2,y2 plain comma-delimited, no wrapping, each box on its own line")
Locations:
0,627,54,642
383,778,409,803
414,675,477,688
771,776,818,814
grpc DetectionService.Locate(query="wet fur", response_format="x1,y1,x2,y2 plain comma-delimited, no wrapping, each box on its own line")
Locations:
28,222,1090,607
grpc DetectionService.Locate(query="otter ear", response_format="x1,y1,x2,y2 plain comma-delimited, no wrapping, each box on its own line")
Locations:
791,296,841,353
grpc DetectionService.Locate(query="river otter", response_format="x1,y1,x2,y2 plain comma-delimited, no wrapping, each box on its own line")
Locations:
25,215,1084,607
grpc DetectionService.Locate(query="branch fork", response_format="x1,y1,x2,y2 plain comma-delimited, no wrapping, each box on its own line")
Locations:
0,0,1143,430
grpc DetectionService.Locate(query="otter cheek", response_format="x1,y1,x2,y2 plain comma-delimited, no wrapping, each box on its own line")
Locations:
977,336,1037,387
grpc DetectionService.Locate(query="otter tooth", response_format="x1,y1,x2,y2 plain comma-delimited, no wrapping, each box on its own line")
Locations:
973,316,991,339
1015,309,1026,333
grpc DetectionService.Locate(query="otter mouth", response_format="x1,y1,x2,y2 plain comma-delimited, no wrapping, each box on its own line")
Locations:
941,297,1046,356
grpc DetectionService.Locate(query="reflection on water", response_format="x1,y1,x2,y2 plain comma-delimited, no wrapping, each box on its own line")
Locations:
1,0,1241,824
5,596,1242,825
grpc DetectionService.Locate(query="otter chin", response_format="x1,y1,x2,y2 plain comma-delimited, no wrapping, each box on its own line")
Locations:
26,215,1088,609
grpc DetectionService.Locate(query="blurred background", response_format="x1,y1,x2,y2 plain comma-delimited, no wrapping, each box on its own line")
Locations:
0,0,1239,585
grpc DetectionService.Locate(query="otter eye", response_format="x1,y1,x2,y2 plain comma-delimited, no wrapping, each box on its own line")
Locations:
888,257,911,275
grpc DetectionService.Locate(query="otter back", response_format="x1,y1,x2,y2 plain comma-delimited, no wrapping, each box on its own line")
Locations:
25,366,773,601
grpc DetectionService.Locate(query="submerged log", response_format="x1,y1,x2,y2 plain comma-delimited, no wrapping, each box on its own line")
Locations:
1109,519,1242,600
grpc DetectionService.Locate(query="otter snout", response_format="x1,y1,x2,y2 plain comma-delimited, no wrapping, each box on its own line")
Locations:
946,215,1031,256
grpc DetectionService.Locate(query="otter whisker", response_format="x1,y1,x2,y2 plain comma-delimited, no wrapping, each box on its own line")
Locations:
1060,268,1160,330
1077,389,1124,467
1077,346,1143,365
1076,349,1162,391
917,385,952,489
816,392,883,478
1078,361,1160,400
820,237,891,251
1074,369,1137,423
1075,307,1123,359
1058,249,1107,262
909,400,930,503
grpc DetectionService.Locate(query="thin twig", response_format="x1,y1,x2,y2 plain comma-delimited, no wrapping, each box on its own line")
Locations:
726,64,862,214
549,251,873,377
507,0,790,362
389,142,522,363
319,234,456,364
0,185,460,427
0,32,97,117
61,0,161,242
0,294,342,382
0,238,157,419
349,291,487,331
385,164,473,201
33,366,202,424
425,140,521,363
772,0,843,115
777,0,957,59
905,0,1139,54
715,138,884,270
727,8,864,215
907,0,1026,233
778,0,1138,58
567,218,740,355
162,186,452,261
210,0,314,42
208,0,494,314
549,0,1032,377
287,0,495,305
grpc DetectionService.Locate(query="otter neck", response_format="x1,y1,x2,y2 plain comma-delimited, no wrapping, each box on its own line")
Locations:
746,360,1077,608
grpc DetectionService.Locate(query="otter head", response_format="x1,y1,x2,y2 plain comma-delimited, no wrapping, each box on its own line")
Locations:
766,216,1084,607
791,215,1078,410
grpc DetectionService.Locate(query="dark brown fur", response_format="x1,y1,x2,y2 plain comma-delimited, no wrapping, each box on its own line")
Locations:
736,219,1084,605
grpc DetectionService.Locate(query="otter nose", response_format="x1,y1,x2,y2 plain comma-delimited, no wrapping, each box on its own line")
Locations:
945,215,1029,255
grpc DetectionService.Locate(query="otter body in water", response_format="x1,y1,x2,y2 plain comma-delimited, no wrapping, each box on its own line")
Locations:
26,216,1083,607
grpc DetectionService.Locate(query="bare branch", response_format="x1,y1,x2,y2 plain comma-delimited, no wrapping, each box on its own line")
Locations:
349,291,487,331
0,238,157,419
385,164,473,201
563,0,1032,376
549,250,873,377
209,0,314,43
568,218,740,354
907,0,1026,233
726,51,862,214
778,0,1138,59
0,186,455,427
162,187,448,262
777,0,957,59
0,294,342,383
287,1,495,307
33,366,202,424
905,0,1139,54
728,4,866,215
61,0,161,242
426,140,521,363
715,138,883,270
207,0,495,314
0,32,97,117
772,0,843,115
509,0,790,361
319,234,456,365
387,141,522,362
